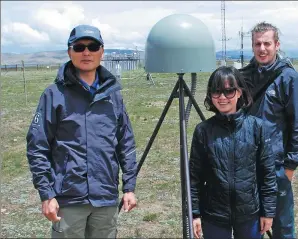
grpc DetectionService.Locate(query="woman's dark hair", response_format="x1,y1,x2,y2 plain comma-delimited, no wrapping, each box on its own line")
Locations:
204,66,253,113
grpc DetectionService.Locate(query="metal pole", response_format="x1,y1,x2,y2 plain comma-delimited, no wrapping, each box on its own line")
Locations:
240,26,244,68
178,73,194,239
22,60,28,105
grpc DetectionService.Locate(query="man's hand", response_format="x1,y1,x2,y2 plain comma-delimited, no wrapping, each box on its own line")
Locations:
122,192,137,212
284,168,294,181
260,217,273,235
193,218,202,239
42,198,61,222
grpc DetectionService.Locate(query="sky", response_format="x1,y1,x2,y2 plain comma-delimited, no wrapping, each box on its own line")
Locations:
1,1,298,54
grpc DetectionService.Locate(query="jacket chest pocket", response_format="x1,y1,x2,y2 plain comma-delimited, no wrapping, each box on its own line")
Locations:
264,84,284,116
88,100,118,145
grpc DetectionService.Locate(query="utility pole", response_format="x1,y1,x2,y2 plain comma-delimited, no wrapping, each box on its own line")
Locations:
239,22,250,68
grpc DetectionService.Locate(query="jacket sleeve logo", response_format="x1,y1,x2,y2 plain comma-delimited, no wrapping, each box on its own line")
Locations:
33,112,41,126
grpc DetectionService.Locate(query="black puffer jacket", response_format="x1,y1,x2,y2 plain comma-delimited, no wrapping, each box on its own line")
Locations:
189,110,277,226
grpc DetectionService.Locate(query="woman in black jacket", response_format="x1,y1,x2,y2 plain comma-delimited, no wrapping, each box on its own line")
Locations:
189,66,277,239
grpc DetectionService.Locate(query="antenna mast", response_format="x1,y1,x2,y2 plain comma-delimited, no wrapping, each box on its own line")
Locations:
239,19,250,68
221,0,226,61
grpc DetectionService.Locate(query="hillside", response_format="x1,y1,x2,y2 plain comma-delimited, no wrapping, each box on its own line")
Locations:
1,49,139,65
1,48,298,65
216,49,298,60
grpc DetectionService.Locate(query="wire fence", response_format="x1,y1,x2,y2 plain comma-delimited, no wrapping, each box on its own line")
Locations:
0,59,147,108
1,56,145,72
2,58,296,103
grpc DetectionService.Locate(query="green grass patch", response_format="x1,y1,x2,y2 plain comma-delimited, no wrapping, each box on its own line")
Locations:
143,212,159,222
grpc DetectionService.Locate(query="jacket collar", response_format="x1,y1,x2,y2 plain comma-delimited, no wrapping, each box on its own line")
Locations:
247,54,293,74
215,109,245,128
54,61,122,99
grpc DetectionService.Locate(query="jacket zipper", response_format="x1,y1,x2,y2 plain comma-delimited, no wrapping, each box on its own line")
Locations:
231,126,236,225
228,120,236,226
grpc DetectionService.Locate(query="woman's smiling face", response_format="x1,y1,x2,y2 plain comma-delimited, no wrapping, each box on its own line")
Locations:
211,80,242,114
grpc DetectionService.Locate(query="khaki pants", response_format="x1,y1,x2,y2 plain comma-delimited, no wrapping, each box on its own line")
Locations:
51,204,118,238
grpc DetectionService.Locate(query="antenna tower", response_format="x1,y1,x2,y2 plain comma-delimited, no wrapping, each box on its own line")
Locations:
239,20,250,67
221,0,226,61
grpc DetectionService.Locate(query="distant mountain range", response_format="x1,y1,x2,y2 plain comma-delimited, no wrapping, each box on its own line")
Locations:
1,48,298,65
216,49,298,60
0,49,139,65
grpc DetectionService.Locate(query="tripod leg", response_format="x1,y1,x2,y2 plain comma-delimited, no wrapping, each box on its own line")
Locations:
149,73,155,85
182,80,206,121
137,78,179,172
185,73,198,127
118,78,180,212
178,75,194,239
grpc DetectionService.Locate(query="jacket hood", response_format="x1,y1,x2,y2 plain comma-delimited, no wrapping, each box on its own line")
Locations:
240,55,295,100
245,55,294,74
54,61,122,94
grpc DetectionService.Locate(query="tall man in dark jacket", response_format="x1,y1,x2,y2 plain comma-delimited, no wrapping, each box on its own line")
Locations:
240,22,298,239
26,25,138,238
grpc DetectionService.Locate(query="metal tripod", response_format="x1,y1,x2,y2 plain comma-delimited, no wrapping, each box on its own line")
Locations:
118,72,274,239
119,73,206,238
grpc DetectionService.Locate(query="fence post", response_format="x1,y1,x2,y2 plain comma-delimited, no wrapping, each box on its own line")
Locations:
16,64,18,71
22,60,28,105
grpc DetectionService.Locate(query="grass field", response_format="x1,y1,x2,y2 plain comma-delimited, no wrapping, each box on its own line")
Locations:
1,63,298,238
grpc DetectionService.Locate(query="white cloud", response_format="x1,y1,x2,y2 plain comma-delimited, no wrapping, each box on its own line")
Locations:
91,19,118,40
2,22,49,46
89,7,176,49
35,4,85,30
1,1,298,53
32,2,86,46
100,7,177,29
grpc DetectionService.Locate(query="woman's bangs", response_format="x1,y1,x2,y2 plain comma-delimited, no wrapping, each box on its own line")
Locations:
210,73,237,91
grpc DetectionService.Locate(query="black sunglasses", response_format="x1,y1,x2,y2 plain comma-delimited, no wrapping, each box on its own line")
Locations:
70,43,101,52
211,88,237,99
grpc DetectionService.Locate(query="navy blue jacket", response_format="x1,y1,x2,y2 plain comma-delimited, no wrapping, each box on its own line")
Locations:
26,61,137,207
190,110,277,226
240,57,298,170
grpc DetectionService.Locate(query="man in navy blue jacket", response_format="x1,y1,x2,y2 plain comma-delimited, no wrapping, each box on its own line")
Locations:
26,25,137,238
240,22,298,239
